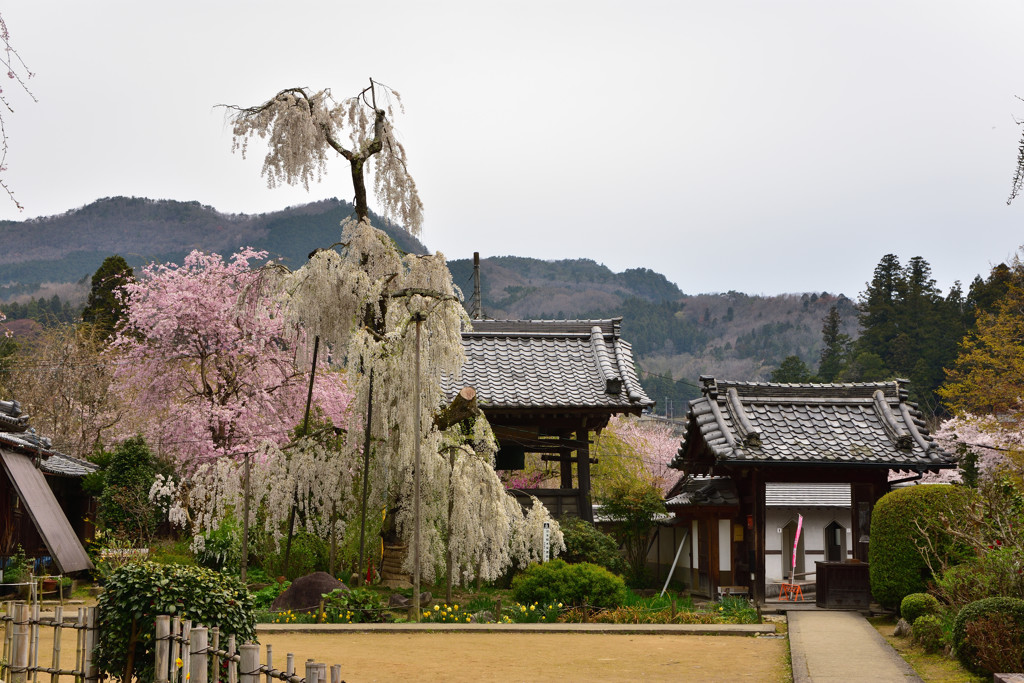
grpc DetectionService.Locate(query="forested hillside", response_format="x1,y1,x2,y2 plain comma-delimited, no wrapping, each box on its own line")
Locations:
449,255,862,411
0,197,425,300
2,199,993,422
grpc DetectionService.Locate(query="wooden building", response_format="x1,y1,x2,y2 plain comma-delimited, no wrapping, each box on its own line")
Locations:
668,376,955,603
0,400,96,574
446,318,654,522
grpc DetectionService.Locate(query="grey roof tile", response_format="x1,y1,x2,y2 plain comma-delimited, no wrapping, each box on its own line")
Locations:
672,378,955,472
444,318,654,411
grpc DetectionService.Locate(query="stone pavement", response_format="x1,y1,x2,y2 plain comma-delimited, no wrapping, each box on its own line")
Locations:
788,611,921,682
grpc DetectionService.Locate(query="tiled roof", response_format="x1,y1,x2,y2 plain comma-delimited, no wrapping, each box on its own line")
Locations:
765,483,851,507
665,476,739,508
0,431,98,478
672,377,955,472
446,318,654,411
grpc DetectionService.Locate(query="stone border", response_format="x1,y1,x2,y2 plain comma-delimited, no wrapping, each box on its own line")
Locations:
257,622,776,636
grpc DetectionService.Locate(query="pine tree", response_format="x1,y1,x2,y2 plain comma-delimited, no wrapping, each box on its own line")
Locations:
817,305,850,382
82,255,133,339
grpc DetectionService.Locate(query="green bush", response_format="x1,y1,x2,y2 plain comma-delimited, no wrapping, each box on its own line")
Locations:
559,517,626,575
511,559,627,609
868,485,972,608
196,517,241,573
952,597,1024,675
912,614,945,654
98,437,158,539
900,592,940,623
322,587,386,623
932,550,1024,608
95,562,255,683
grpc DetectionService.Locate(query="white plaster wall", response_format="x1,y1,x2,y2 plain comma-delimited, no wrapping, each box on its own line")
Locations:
766,507,852,582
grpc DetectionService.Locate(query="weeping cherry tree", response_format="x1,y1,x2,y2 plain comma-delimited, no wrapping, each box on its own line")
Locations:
225,80,560,612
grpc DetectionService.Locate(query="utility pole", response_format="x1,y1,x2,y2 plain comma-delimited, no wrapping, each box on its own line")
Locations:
472,252,482,319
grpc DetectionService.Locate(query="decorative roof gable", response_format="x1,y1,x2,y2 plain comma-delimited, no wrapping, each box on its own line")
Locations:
446,318,654,411
672,376,955,474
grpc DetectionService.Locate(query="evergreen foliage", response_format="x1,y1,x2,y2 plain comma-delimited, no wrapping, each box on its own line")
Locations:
81,255,133,338
769,355,813,383
853,254,967,416
868,484,972,608
97,436,159,539
558,517,627,576
0,295,80,326
95,562,255,683
900,592,940,623
511,558,628,608
817,305,850,381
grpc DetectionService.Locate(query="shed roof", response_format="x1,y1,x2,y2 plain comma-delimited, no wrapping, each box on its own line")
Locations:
765,483,851,507
446,318,654,412
0,432,98,478
672,377,955,474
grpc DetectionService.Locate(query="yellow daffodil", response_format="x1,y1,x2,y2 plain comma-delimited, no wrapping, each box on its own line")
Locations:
175,658,183,668
434,604,440,611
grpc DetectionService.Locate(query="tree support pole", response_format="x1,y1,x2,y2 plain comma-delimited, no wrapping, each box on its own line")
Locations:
284,336,319,577
355,369,375,586
412,317,423,621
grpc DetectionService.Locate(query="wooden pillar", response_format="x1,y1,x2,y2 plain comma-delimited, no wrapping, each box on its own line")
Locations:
577,423,593,523
559,440,573,489
752,471,766,605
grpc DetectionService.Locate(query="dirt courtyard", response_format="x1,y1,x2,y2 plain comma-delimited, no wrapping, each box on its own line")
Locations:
19,625,789,683
250,631,789,683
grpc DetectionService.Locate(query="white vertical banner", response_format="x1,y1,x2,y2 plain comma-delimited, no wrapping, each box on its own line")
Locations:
543,521,550,562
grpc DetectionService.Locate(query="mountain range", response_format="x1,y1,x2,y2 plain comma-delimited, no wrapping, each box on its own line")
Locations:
0,197,861,413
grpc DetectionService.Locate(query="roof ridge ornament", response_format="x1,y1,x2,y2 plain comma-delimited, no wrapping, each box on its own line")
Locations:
700,375,718,399
872,389,914,450
726,387,762,447
589,326,622,395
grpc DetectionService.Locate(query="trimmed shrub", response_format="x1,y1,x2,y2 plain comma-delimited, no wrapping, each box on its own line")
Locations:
900,592,940,624
952,597,1024,675
911,614,945,654
512,559,627,608
559,517,626,575
96,562,255,683
868,485,972,608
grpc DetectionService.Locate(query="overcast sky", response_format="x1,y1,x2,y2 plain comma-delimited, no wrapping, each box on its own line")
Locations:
1,1,1022,298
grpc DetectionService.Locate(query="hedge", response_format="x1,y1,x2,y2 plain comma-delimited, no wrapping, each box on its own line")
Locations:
868,484,972,608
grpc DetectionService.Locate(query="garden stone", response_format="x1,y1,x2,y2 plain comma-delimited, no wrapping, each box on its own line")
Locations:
389,594,410,608
271,572,346,612
472,610,494,623
892,618,911,637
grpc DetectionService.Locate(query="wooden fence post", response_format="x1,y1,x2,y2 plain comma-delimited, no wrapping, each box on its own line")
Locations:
239,644,259,683
226,635,237,683
263,644,272,683
210,628,220,683
304,660,315,683
74,608,85,683
190,627,208,683
83,607,98,683
155,615,171,683
171,617,181,683
3,601,13,679
12,602,29,683
50,605,63,683
181,621,192,683
330,664,341,683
